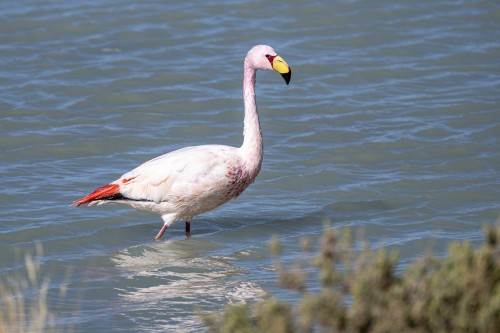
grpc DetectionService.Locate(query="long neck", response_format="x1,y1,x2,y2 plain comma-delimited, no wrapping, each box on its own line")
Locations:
240,58,263,174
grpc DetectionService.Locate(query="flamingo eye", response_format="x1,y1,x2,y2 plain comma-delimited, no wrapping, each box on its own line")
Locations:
265,54,275,63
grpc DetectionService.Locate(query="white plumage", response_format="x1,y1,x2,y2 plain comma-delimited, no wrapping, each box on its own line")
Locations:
74,45,291,240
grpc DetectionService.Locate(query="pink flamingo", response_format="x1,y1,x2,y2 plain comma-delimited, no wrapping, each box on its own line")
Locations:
73,45,291,240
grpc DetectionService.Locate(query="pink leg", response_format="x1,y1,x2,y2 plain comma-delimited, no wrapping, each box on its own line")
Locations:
154,224,168,240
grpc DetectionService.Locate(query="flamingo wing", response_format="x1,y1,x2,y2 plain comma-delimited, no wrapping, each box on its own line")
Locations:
72,183,122,206
75,145,238,208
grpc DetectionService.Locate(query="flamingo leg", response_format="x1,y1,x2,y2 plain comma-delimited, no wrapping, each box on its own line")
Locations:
185,220,191,238
154,224,168,241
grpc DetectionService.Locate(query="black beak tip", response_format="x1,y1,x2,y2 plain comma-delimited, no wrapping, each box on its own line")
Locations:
281,71,291,85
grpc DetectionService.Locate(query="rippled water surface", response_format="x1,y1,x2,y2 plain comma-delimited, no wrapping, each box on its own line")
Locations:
1,0,499,331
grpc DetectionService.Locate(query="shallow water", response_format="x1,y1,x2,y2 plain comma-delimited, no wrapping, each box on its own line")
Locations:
1,0,499,331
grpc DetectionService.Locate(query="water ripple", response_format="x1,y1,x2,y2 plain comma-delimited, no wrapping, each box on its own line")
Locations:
1,0,499,331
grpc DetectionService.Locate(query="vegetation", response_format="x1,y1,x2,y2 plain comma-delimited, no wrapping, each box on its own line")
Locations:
0,243,66,333
203,223,500,333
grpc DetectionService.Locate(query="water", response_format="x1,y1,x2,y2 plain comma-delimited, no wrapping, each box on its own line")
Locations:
1,0,499,331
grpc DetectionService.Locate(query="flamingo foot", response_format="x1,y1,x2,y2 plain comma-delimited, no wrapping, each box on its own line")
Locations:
185,221,191,238
154,224,168,241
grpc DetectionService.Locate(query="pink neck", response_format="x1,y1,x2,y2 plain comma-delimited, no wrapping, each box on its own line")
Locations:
240,58,263,175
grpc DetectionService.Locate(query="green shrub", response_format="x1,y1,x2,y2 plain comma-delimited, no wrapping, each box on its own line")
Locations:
203,223,500,333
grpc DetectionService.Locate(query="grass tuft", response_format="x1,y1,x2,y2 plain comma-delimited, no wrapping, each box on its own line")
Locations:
0,244,69,333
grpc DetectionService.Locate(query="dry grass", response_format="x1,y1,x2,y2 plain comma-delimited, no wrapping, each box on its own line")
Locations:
203,222,500,333
0,243,66,333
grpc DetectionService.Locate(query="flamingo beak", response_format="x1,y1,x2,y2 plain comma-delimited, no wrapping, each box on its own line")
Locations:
272,55,291,85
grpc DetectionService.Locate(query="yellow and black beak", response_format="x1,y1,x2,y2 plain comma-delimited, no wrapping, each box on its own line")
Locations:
271,55,291,85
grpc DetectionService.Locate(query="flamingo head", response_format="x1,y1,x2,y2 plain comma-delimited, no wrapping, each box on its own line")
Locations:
246,45,292,85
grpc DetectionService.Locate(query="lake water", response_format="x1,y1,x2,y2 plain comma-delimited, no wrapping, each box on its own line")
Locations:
1,0,499,331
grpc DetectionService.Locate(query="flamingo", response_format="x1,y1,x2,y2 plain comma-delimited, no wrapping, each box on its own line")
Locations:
73,45,291,240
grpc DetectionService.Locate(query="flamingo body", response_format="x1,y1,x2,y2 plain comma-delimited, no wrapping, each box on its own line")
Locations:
74,45,291,240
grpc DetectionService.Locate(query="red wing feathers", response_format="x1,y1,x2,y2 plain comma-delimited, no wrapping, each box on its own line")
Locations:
73,183,120,206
